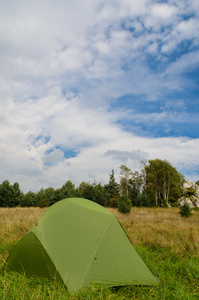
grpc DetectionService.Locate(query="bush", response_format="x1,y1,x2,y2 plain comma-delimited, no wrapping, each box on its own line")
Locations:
184,187,196,198
110,195,119,208
179,202,192,218
118,196,132,214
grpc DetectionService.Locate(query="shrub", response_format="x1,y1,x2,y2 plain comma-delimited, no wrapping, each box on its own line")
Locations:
110,195,119,208
118,196,132,214
179,202,192,218
184,187,196,198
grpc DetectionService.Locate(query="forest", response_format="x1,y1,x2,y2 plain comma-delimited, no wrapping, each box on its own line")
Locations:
0,159,190,211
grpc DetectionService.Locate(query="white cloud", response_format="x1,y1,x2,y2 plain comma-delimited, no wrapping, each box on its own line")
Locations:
165,51,199,75
151,3,178,20
145,3,179,31
104,150,148,164
43,149,64,164
176,18,198,37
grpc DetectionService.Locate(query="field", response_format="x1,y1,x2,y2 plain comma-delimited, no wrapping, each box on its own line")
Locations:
0,206,199,299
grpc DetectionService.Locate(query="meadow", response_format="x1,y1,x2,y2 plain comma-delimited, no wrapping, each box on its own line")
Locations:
0,206,199,299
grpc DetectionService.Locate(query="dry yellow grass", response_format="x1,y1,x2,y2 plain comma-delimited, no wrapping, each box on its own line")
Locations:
0,207,47,261
0,206,199,263
108,207,199,257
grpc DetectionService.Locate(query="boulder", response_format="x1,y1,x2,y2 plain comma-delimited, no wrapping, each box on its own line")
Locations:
178,181,199,208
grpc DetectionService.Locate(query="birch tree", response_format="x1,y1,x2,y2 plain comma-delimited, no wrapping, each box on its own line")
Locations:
119,164,132,198
144,159,184,206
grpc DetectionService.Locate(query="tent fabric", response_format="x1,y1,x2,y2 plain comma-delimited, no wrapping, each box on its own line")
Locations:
6,198,159,292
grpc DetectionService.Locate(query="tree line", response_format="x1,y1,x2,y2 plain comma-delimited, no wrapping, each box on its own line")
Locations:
0,159,188,210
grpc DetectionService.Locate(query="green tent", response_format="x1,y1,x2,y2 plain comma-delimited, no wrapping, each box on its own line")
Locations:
6,198,159,292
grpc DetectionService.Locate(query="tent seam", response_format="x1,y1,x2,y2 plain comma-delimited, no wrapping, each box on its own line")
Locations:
32,229,65,284
79,214,114,289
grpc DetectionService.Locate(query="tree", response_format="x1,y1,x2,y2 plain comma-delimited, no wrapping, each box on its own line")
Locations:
0,180,13,207
93,183,109,206
43,187,56,206
118,196,132,214
128,178,140,206
119,165,132,198
54,188,64,203
79,182,95,200
78,181,108,206
138,186,156,207
21,191,37,207
13,182,23,204
0,180,23,207
60,180,76,198
104,170,120,206
144,159,184,207
132,170,145,192
36,188,49,207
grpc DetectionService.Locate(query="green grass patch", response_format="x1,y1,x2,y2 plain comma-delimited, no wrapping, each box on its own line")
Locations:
1,244,199,299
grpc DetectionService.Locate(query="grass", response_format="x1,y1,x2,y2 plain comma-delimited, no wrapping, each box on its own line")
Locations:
0,206,199,299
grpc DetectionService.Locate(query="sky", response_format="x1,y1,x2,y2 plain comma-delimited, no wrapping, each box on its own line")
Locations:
0,0,199,192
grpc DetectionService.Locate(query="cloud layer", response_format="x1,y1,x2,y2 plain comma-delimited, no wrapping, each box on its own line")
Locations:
0,0,199,191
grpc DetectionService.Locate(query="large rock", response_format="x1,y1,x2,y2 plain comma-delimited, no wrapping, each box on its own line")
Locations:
178,181,199,208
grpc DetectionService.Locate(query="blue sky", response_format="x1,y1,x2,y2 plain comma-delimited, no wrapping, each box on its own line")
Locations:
0,0,199,191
